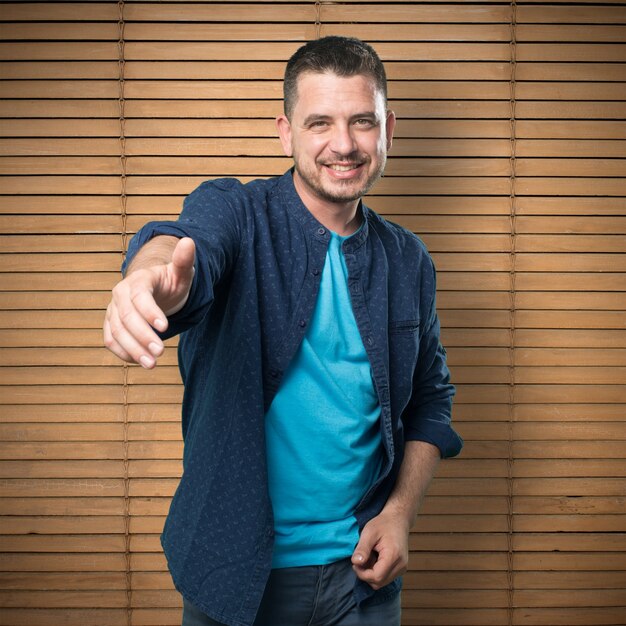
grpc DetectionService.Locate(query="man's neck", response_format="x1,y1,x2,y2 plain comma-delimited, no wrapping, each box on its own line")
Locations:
292,171,362,237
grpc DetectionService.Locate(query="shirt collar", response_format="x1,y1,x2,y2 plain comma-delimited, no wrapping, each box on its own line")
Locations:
277,169,370,251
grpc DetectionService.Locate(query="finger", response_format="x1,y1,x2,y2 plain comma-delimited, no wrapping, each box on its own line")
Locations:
353,550,377,572
109,299,162,368
103,308,134,363
370,551,404,585
127,287,169,337
352,527,378,569
110,309,155,368
355,552,403,590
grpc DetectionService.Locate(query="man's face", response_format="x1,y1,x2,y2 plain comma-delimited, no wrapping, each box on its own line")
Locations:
277,71,395,210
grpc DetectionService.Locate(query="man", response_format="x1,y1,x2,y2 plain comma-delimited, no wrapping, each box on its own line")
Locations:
104,36,462,626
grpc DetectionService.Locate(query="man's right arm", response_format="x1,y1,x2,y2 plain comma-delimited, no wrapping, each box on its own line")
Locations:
103,236,196,369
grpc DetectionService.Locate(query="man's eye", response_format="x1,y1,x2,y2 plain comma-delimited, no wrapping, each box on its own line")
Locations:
355,118,375,127
310,120,328,128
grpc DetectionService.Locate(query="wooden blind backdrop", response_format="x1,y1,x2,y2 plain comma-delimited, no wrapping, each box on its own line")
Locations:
0,1,624,625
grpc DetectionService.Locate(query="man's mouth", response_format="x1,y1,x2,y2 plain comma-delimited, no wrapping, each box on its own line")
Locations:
326,163,362,172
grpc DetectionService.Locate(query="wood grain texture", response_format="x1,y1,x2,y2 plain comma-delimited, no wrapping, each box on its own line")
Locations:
1,3,624,625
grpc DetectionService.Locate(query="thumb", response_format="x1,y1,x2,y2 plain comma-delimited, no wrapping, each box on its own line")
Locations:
159,237,196,318
171,237,196,279
352,525,378,567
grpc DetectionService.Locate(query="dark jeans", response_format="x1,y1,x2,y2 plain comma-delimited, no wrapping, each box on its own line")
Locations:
181,558,401,626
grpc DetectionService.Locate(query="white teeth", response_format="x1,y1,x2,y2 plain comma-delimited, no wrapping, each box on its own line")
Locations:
329,164,358,171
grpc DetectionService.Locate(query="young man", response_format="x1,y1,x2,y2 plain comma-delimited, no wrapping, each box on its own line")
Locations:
104,36,462,626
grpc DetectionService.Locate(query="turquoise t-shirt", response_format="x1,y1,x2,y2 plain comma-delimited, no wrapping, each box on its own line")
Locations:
265,229,383,568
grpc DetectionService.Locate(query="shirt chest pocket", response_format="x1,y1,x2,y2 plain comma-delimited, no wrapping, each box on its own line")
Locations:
389,319,420,335
388,319,421,410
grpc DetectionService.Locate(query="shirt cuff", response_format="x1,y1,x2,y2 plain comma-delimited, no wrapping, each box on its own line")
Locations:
404,417,464,458
122,222,205,339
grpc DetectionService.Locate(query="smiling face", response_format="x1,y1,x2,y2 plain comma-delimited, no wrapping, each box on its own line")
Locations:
276,71,395,216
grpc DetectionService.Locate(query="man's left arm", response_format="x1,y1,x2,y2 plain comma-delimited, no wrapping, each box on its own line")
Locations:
352,251,461,590
351,439,440,589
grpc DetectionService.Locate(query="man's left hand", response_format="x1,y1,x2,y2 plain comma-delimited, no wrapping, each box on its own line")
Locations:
351,510,410,590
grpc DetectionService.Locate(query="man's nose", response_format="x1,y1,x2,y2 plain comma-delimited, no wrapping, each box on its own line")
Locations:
329,124,357,156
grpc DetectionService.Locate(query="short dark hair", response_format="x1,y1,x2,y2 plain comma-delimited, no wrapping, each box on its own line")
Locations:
283,36,387,119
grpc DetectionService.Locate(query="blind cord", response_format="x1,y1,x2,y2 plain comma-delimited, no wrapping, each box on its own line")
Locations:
507,2,518,626
315,1,323,39
117,2,132,624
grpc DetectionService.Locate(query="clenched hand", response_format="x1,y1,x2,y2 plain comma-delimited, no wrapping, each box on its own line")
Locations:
351,509,410,590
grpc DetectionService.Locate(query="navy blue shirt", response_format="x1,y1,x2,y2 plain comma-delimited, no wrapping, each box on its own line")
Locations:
124,170,463,626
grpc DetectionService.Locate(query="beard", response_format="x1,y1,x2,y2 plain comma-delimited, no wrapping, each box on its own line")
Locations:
293,152,387,205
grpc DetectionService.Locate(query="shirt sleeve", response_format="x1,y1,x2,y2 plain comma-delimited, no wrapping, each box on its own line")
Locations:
402,260,463,458
122,179,244,339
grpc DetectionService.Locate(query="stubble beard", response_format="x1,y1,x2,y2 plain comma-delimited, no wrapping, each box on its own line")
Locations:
294,154,387,205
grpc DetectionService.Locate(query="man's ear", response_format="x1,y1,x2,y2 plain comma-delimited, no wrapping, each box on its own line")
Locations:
385,110,396,152
276,115,294,157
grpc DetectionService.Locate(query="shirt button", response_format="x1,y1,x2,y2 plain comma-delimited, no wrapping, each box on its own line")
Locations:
317,227,326,236
299,320,307,328
367,336,374,346
312,269,320,276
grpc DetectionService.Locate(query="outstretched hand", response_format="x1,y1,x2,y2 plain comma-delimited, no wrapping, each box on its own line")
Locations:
351,509,410,590
103,237,196,368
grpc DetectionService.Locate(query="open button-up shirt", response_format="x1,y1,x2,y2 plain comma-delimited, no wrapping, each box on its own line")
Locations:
124,170,463,626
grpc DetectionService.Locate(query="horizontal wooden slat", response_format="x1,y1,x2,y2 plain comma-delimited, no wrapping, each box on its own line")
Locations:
0,293,111,309
517,43,626,62
0,268,117,294
517,24,626,41
533,79,626,100
120,22,511,42
0,61,119,79
120,3,512,23
0,42,119,61
0,23,118,40
517,5,626,24
0,422,182,441
515,274,626,293
0,572,129,590
2,4,119,21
